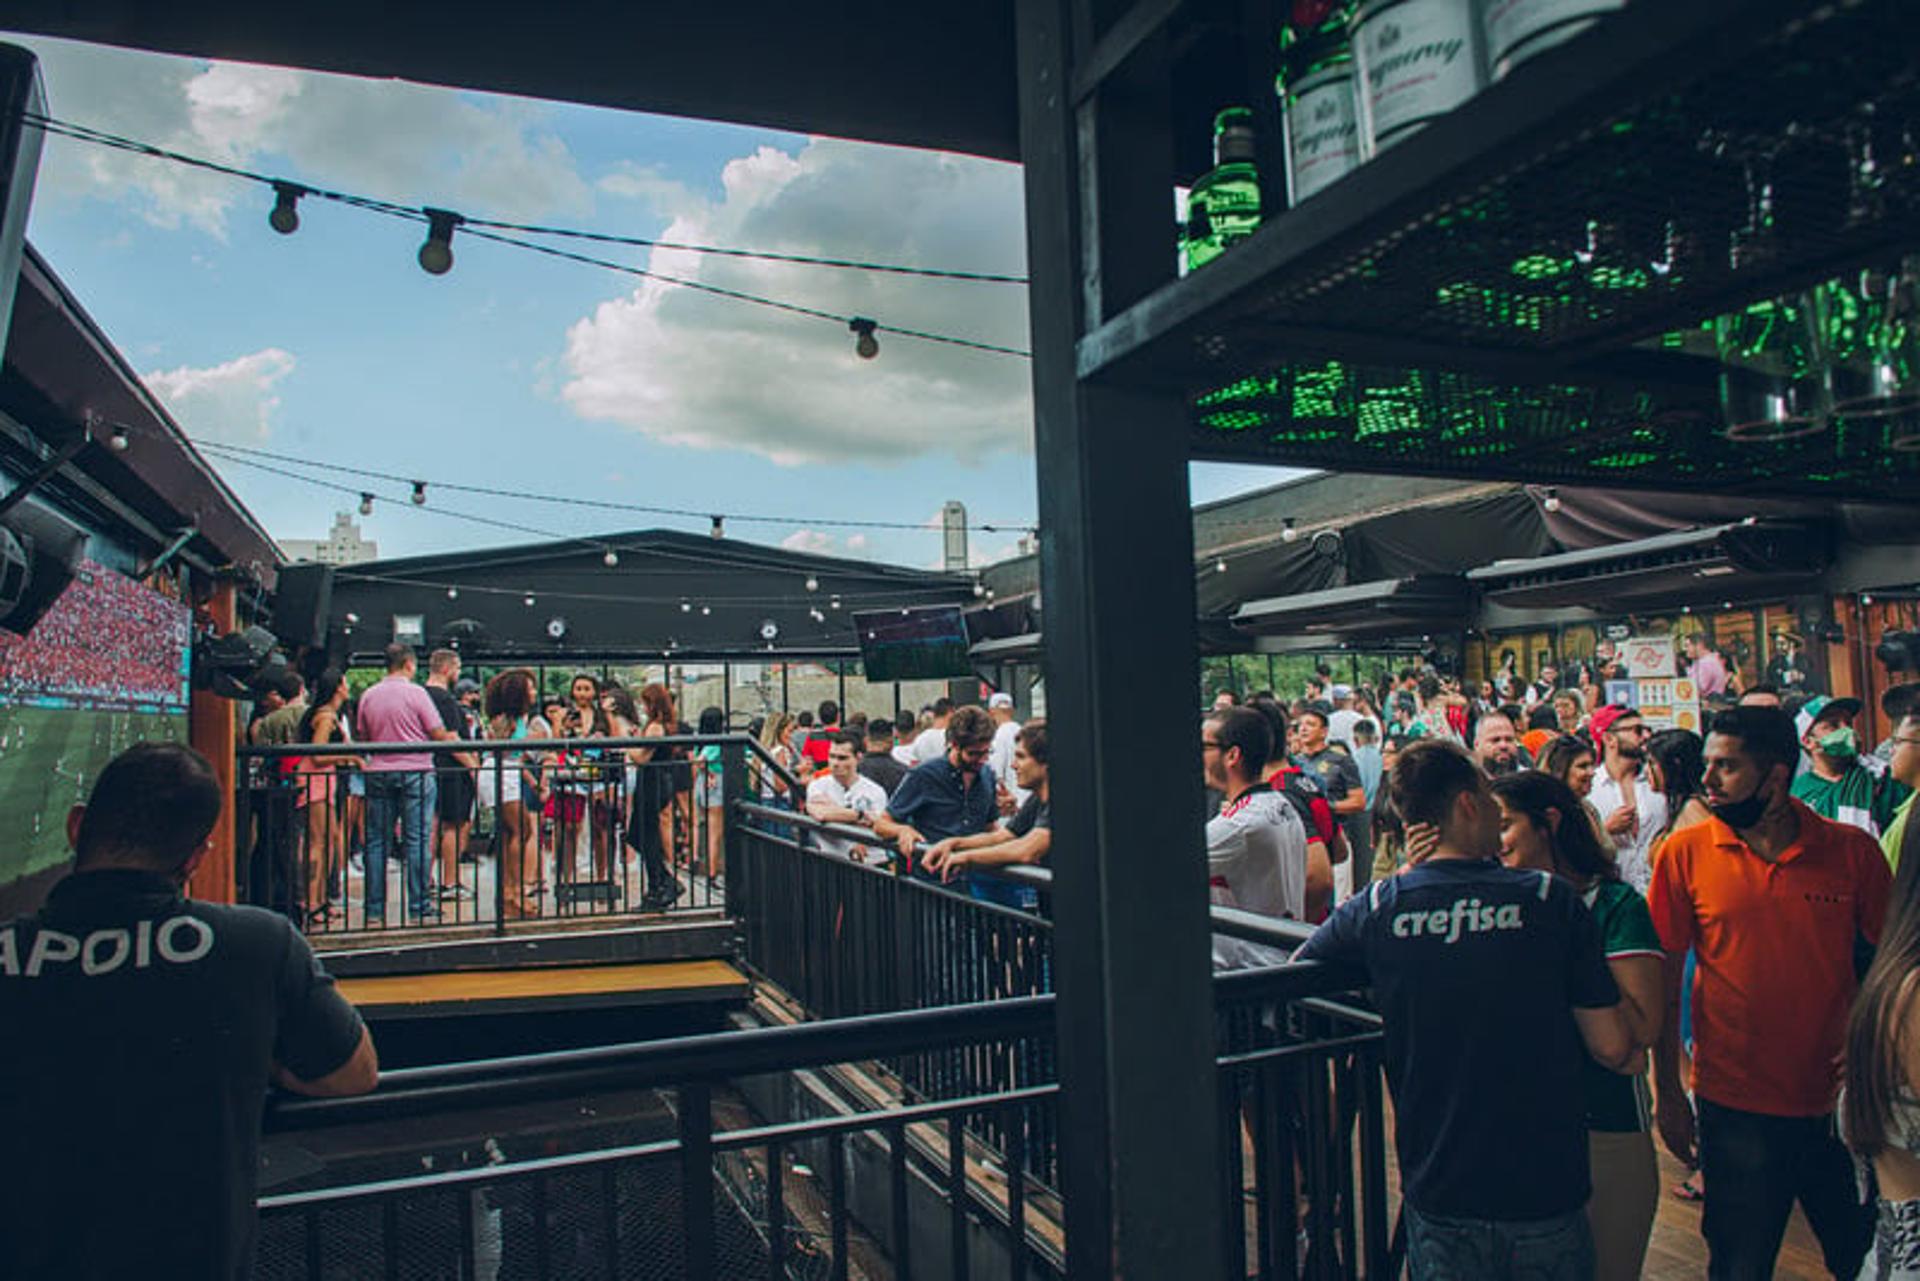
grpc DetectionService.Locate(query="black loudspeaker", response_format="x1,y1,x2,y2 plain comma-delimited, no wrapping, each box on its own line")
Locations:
273,562,334,649
0,501,84,636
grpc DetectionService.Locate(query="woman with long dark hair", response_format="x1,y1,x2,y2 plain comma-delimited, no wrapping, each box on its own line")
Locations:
481,668,549,920
625,683,680,910
694,706,728,880
1491,770,1664,1281
1645,728,1713,848
557,672,617,886
1843,819,1920,1279
296,669,358,928
1542,733,1609,846
1641,725,1715,1205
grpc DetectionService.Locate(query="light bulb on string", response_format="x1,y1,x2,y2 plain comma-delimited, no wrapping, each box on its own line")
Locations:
701,606,711,616
523,594,536,607
1282,518,1298,542
107,426,130,452
805,576,819,592
268,181,304,235
446,587,458,600
848,317,879,360
973,583,986,597
344,612,360,625
418,208,463,275
680,600,692,613
1215,558,1228,574
1544,487,1562,513
411,481,428,506
830,596,841,611
603,549,619,567
359,492,375,517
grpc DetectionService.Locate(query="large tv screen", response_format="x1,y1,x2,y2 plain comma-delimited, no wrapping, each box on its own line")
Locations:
0,561,191,918
853,605,975,683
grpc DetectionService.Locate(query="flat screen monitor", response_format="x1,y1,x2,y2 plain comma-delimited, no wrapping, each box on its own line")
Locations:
853,605,974,683
0,561,190,917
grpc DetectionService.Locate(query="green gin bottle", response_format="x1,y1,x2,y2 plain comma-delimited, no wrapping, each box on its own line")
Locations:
1184,108,1263,272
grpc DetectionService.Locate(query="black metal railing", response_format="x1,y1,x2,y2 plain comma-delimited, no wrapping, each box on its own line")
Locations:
237,734,789,936
256,965,1388,1280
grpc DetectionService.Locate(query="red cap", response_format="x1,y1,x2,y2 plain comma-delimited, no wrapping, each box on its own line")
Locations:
1589,703,1639,738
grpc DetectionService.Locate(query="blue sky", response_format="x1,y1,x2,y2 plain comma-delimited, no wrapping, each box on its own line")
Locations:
8,33,1293,569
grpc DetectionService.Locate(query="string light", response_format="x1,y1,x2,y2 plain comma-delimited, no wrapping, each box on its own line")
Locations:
359,492,375,516
680,600,692,613
603,549,620,567
344,612,360,624
418,209,462,275
20,114,1031,361
106,426,130,452
1543,487,1562,513
830,596,842,610
1282,518,1298,543
268,181,304,235
446,587,458,599
1215,558,1228,573
805,576,820,592
701,606,711,616
194,439,1036,536
410,480,428,505
849,317,879,360
973,583,986,597
523,594,536,607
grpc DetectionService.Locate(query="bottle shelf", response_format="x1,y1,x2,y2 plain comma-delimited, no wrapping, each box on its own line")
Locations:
1080,0,1920,499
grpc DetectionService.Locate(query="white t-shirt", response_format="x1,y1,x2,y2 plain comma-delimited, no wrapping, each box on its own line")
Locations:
891,742,918,768
806,772,891,860
1587,763,1670,893
1206,785,1308,969
1326,710,1378,749
988,719,1028,808
912,725,947,765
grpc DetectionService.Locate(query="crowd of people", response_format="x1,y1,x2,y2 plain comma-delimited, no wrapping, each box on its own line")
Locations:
0,561,190,708
1208,652,1920,1279
244,645,754,926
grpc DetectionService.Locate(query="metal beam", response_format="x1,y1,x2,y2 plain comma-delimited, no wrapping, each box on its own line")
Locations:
1018,3,1224,1276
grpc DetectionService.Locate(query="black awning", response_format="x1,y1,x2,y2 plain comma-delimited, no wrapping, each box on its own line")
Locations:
1467,520,1832,610
1232,574,1472,640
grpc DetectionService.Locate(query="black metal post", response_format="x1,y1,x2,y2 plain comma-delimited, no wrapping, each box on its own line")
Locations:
1015,2,1224,1276
678,1083,715,1278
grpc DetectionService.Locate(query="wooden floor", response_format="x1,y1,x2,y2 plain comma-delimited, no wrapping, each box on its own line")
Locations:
335,958,749,1018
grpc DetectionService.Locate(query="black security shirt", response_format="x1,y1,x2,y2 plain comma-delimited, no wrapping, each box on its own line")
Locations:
1296,859,1618,1220
0,869,365,1280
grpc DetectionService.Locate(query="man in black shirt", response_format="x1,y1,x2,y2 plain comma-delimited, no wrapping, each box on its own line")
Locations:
1297,741,1634,1278
0,743,377,1280
423,648,480,900
924,719,1050,911
858,717,909,794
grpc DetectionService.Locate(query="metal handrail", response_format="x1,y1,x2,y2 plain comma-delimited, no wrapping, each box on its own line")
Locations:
734,795,1314,948
265,957,1367,1134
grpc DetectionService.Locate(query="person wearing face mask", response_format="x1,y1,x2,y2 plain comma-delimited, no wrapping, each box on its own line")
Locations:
1649,706,1890,1280
1791,695,1910,839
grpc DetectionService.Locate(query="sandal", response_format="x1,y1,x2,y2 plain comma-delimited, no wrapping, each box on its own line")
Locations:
1672,1176,1704,1203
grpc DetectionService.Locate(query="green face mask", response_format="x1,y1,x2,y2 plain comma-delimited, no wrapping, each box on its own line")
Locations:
1816,725,1860,761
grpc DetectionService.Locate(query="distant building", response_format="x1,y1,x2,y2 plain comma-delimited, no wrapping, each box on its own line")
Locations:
282,511,378,565
942,500,969,572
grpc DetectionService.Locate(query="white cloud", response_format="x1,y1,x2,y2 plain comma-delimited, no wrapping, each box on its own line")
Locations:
780,528,836,555
17,35,592,234
560,137,1032,466
143,347,296,443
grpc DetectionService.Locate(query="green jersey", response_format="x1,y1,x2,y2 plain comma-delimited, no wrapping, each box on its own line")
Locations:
1581,879,1663,1133
1792,764,1908,840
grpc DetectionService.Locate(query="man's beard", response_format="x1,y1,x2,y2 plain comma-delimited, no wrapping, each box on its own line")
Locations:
1484,754,1520,776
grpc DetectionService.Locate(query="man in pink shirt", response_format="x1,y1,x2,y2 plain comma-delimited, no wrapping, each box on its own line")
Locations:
1686,633,1729,699
356,644,458,923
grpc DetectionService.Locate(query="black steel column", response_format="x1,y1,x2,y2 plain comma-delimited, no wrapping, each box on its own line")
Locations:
1016,2,1224,1276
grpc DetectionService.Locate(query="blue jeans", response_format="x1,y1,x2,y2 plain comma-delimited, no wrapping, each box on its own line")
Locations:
365,770,436,920
1404,1205,1594,1280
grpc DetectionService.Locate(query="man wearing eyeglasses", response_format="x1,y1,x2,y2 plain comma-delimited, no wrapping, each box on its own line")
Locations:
1877,693,1920,868
874,705,999,882
1587,705,1668,894
1203,706,1308,968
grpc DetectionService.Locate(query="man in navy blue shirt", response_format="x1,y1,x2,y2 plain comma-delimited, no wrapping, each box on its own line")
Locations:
875,704,998,880
1296,740,1636,1279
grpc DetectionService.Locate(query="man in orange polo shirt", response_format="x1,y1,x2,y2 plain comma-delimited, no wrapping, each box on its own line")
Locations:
1649,706,1888,1280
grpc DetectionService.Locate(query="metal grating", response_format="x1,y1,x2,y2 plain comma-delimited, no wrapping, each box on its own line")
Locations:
1125,0,1920,497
